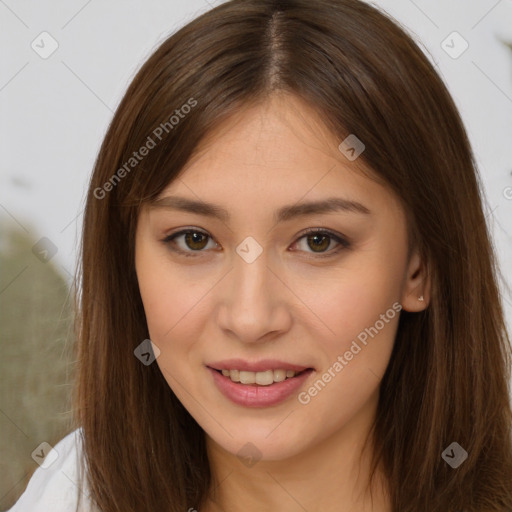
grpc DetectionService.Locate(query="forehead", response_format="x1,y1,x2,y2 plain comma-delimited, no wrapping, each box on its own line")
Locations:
154,94,403,221
178,94,352,178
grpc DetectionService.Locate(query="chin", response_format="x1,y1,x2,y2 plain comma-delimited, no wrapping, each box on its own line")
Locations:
206,422,311,462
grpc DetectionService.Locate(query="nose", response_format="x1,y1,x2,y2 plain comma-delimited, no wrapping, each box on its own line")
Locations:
215,248,293,344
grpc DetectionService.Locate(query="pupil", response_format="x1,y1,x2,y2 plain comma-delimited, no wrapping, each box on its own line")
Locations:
309,234,329,252
186,232,207,250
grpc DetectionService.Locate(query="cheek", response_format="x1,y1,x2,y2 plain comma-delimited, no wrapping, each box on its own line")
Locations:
301,260,401,339
136,254,217,372
136,248,180,338
139,274,199,343
291,246,404,381
292,270,400,432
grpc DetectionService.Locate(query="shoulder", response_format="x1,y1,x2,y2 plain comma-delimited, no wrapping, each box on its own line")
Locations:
7,427,95,512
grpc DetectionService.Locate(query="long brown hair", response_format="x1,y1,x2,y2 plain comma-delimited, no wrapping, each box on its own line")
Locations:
73,1,512,510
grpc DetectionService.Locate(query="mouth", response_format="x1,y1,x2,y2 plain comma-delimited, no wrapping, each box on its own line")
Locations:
206,365,315,407
208,367,313,386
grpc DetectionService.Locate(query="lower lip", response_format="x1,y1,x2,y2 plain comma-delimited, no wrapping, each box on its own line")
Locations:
207,367,314,408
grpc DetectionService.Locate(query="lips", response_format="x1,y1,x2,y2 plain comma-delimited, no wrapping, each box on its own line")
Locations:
207,366,315,407
206,358,312,373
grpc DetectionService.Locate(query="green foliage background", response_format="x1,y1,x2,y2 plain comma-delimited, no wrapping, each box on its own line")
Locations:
0,216,76,510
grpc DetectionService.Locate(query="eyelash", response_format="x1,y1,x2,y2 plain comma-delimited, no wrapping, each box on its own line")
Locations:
161,227,351,259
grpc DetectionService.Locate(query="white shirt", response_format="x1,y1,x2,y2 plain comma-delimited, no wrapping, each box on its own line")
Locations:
7,428,95,512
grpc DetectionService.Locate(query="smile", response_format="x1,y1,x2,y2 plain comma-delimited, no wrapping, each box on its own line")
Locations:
218,368,306,385
207,366,315,407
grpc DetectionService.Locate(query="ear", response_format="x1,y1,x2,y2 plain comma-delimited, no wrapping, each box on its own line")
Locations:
400,249,431,312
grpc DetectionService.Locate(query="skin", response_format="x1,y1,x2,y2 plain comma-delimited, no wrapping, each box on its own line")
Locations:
135,93,430,512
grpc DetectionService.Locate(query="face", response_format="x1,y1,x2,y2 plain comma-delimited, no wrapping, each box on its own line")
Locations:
135,94,427,462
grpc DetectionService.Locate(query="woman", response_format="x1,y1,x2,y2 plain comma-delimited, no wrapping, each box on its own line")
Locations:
9,0,512,511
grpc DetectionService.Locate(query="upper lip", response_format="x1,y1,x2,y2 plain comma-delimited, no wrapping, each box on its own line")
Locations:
207,359,313,372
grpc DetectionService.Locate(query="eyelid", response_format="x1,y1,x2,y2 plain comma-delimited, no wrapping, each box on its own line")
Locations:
298,227,351,248
162,227,351,257
162,227,217,257
290,227,351,259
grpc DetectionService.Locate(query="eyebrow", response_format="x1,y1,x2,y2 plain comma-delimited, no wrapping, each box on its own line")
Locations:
149,195,371,223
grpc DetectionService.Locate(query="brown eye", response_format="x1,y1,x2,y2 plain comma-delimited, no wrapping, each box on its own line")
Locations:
293,229,351,257
163,227,350,259
163,229,216,256
305,233,331,252
183,231,209,250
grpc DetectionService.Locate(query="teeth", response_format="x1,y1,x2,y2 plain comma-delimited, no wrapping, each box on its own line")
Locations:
220,369,300,385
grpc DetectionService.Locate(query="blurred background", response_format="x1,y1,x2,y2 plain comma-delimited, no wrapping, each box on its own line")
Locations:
1,0,511,509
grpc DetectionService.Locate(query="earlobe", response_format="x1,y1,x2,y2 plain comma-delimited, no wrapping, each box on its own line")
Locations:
400,250,431,312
